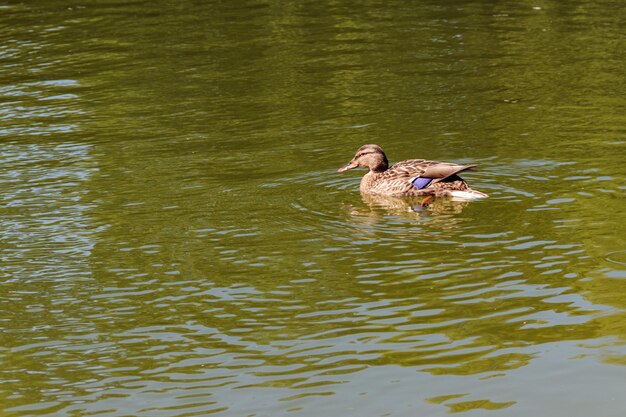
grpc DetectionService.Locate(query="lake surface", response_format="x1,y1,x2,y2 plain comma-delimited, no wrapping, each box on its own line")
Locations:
1,0,625,416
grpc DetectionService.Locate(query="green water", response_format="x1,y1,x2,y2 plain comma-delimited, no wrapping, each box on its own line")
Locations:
1,1,625,416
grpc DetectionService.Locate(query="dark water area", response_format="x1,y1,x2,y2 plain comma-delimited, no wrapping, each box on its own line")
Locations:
1,1,625,416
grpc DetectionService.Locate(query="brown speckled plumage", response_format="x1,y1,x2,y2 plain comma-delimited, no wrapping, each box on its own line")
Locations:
337,144,488,198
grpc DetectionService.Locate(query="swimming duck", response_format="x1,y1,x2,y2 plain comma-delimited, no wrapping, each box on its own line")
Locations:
337,144,488,199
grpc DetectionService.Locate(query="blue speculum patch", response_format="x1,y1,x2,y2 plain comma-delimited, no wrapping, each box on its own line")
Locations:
412,177,433,189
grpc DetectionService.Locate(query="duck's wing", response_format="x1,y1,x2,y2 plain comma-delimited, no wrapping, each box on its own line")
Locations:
390,160,478,190
392,160,477,179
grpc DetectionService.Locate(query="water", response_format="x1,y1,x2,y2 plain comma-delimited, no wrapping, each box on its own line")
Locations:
1,0,625,416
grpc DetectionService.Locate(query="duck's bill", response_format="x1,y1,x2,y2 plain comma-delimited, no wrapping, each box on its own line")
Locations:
337,162,356,172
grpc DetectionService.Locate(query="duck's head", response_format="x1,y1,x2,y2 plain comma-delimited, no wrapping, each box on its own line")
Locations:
337,144,389,173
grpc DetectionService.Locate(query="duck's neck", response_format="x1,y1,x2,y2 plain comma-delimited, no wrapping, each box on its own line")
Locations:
369,160,388,173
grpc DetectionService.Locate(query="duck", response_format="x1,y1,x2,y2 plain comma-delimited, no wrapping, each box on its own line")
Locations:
337,144,488,200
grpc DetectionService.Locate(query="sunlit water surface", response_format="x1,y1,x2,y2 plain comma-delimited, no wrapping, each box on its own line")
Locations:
1,1,625,416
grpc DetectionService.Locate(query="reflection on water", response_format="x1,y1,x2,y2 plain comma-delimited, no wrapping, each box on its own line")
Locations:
1,0,625,416
359,193,471,214
0,142,98,282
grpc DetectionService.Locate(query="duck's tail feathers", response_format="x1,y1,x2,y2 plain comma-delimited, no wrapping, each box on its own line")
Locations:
448,190,489,200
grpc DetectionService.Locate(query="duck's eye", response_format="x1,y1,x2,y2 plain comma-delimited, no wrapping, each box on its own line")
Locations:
356,151,374,159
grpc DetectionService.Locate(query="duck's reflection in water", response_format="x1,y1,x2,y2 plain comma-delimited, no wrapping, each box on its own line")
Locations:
360,193,470,215
341,194,472,234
